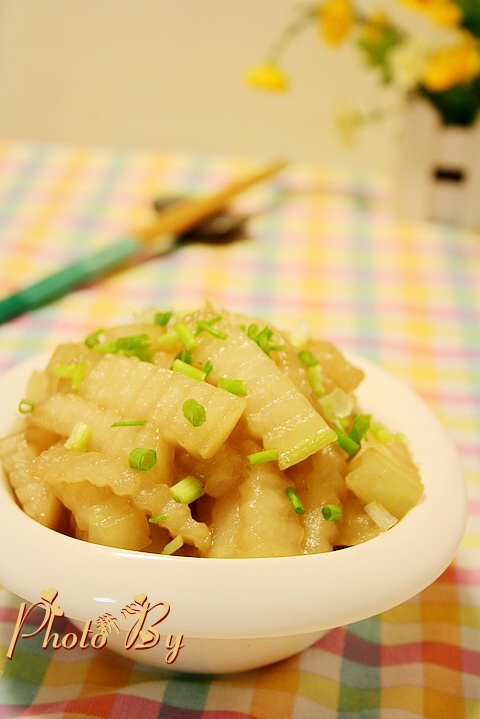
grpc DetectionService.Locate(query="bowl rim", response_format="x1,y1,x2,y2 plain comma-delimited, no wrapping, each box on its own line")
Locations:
0,350,467,639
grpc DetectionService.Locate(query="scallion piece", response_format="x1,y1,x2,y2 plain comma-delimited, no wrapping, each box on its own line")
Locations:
93,340,119,354
54,362,86,390
335,427,360,455
161,535,184,555
218,378,247,396
349,414,371,444
170,475,204,504
203,360,213,377
178,350,192,364
196,320,228,340
286,487,305,514
172,359,207,381
307,364,326,397
149,515,170,523
183,398,207,427
322,504,343,521
298,350,318,367
173,321,198,351
247,449,279,465
247,323,258,339
18,399,35,414
128,448,157,471
65,422,91,452
111,420,147,427
157,332,181,350
154,311,173,326
369,420,395,444
85,328,105,348
117,335,154,363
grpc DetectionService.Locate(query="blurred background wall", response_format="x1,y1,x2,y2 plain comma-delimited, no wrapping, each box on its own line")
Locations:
0,0,431,175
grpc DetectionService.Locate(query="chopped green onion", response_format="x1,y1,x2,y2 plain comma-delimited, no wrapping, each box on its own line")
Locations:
161,535,184,555
196,320,228,340
307,364,326,397
183,398,207,427
349,414,371,444
128,448,157,471
369,420,395,444
269,344,285,352
93,340,119,354
247,449,279,465
157,332,181,350
298,350,318,367
256,327,272,355
238,323,246,332
247,323,258,339
290,319,312,348
154,311,173,326
170,475,204,504
172,359,207,381
18,399,35,414
286,487,305,514
117,335,154,363
173,321,198,351
364,501,398,530
85,328,105,348
322,504,343,521
177,350,192,364
111,420,147,427
195,314,222,334
149,515,170,523
203,360,213,377
65,422,91,452
54,362,86,390
335,427,360,455
218,378,247,396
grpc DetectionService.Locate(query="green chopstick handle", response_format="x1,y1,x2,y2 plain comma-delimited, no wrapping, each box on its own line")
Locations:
0,236,143,325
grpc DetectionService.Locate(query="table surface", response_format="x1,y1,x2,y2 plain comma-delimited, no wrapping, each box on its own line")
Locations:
0,141,478,719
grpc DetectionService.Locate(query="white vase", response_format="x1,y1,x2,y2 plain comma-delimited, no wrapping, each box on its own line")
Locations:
395,97,480,230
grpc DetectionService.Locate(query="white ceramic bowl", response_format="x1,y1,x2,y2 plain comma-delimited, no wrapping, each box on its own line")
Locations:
0,352,467,674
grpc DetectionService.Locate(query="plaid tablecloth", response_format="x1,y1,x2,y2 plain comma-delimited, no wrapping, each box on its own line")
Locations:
0,141,478,719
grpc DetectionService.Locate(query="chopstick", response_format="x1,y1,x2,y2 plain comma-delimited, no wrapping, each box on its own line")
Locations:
0,159,288,325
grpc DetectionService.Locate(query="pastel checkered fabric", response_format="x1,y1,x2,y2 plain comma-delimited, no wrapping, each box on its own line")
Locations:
0,141,479,719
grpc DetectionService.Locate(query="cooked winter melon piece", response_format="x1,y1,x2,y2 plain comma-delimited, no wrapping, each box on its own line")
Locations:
77,355,246,459
21,445,211,552
346,444,424,519
54,480,151,550
30,393,173,484
187,316,336,468
0,432,64,529
305,339,364,393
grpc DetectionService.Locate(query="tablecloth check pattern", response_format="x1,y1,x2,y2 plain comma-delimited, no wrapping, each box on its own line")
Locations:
0,141,478,719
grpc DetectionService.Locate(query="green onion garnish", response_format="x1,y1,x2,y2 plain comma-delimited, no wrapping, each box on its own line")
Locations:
149,515,170,523
247,449,279,465
172,359,207,381
93,335,154,363
196,320,228,340
348,414,371,444
128,448,157,471
157,332,181,350
369,420,403,444
218,378,247,396
322,504,343,521
178,350,192,364
85,328,105,348
298,350,318,367
170,475,204,504
307,364,326,397
65,422,91,452
92,340,119,354
334,427,360,455
173,321,198,351
111,420,147,427
286,487,305,514
54,362,86,390
183,399,207,427
154,311,173,326
18,399,35,414
161,535,184,555
203,360,213,377
247,323,258,339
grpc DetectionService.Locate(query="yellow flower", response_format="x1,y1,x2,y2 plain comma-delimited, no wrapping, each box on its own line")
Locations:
422,39,480,92
318,0,354,45
399,0,463,27
244,63,290,92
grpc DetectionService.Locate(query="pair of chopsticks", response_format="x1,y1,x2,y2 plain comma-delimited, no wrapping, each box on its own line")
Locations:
0,159,288,325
